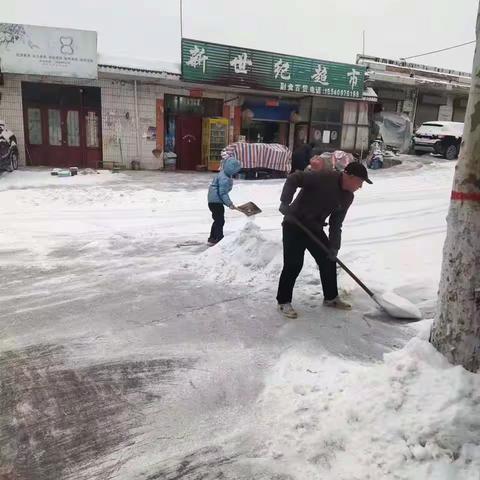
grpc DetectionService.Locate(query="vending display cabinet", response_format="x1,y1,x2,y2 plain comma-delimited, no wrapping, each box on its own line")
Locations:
202,118,229,171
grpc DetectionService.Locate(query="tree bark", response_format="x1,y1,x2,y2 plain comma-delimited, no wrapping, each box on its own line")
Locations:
430,5,480,372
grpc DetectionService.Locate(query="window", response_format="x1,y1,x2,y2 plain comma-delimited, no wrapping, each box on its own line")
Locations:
298,97,311,123
203,98,223,117
27,108,42,145
178,96,202,115
22,82,101,108
312,98,342,123
356,102,369,151
358,102,369,125
67,110,80,146
48,109,62,146
164,94,223,117
341,102,370,152
310,98,343,149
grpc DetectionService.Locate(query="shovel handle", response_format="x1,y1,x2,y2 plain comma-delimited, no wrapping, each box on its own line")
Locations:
288,216,375,298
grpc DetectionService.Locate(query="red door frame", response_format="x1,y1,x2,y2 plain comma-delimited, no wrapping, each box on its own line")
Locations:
23,86,102,168
175,116,202,171
82,108,103,169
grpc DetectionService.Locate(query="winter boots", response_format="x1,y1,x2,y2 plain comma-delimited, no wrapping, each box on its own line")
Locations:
323,296,352,310
278,303,298,319
278,297,351,319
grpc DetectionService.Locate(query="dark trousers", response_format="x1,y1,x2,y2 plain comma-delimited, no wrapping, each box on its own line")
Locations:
276,222,338,304
208,203,225,242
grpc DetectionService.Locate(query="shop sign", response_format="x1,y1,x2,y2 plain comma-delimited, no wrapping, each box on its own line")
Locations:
265,99,279,107
189,88,204,97
0,23,97,79
182,38,365,99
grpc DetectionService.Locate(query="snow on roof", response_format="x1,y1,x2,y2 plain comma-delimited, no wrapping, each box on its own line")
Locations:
367,69,470,91
98,53,181,76
357,54,471,79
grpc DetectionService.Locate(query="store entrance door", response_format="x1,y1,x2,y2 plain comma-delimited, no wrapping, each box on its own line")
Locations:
22,83,102,168
175,116,202,170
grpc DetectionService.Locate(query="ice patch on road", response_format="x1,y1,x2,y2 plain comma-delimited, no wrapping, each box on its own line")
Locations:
254,330,480,479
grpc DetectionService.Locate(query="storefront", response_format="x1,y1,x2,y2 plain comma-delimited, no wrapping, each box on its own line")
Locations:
22,82,102,168
163,94,226,170
181,38,371,161
0,23,103,168
0,23,187,171
357,55,471,129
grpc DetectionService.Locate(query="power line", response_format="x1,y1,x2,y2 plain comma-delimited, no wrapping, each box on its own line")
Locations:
400,40,475,61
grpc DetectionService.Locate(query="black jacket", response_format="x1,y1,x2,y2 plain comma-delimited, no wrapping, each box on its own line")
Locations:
291,144,313,173
280,170,353,250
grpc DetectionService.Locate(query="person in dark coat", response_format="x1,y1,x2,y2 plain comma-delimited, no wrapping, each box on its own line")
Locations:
290,142,315,173
276,162,372,318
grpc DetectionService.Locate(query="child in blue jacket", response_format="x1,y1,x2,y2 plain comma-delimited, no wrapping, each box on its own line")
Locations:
207,155,242,245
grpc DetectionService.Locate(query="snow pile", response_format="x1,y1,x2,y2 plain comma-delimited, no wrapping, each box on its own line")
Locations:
0,169,123,191
195,220,330,287
195,221,284,285
254,327,480,479
195,220,363,299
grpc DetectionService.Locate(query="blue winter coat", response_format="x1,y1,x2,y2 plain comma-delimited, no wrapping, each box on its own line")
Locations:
207,156,242,206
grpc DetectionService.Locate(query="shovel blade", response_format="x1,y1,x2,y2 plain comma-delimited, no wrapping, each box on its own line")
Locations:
372,292,422,320
237,202,262,217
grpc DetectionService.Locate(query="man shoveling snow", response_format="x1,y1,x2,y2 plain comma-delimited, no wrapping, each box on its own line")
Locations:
277,162,372,319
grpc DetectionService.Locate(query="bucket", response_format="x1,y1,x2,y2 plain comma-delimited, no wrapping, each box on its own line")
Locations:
163,152,177,171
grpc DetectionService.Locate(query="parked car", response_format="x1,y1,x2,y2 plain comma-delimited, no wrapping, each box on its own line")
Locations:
412,121,463,160
0,120,19,172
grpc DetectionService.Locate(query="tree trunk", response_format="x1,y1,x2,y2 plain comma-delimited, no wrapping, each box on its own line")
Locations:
430,5,480,372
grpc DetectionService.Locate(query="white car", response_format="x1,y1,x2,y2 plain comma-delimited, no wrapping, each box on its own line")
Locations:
413,121,463,160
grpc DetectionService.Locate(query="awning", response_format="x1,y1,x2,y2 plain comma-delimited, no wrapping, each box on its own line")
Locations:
362,86,378,102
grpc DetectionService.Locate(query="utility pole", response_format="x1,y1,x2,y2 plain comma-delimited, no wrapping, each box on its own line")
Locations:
180,0,183,39
430,2,480,372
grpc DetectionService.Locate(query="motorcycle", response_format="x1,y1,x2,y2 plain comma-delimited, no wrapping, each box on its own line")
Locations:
0,120,19,172
366,139,384,170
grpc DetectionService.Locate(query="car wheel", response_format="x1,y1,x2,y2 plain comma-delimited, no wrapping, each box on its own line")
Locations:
414,150,425,156
10,151,19,170
444,144,458,160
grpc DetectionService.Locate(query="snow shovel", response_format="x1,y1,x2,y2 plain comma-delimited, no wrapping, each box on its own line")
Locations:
289,216,422,320
236,202,262,217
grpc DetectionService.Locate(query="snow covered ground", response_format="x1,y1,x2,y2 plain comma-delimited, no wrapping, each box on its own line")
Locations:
1,157,479,479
